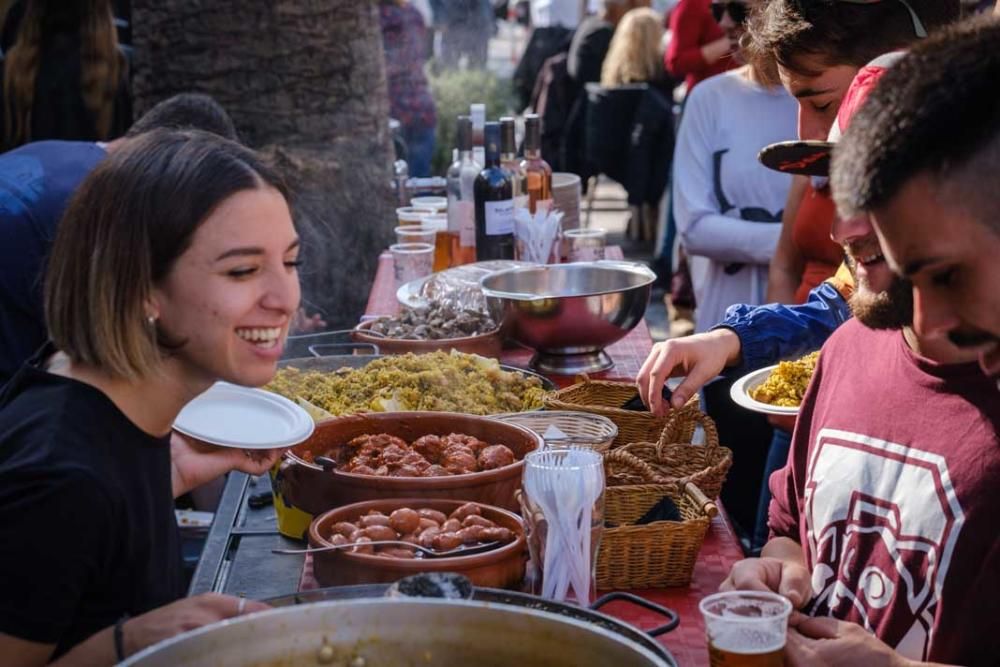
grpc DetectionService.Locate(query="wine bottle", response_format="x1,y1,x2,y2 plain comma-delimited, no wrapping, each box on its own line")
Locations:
500,116,525,207
446,116,480,266
474,122,515,261
470,103,486,169
520,113,553,214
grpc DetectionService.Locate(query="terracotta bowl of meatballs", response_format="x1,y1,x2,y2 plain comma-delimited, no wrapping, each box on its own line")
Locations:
279,412,543,516
308,498,527,589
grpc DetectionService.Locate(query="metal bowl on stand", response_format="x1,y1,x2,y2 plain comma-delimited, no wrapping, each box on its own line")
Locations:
480,261,656,375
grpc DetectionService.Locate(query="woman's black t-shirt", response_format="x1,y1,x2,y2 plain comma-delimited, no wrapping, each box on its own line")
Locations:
0,349,183,657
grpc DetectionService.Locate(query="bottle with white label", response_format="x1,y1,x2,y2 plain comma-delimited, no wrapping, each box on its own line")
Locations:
446,115,480,266
474,122,515,261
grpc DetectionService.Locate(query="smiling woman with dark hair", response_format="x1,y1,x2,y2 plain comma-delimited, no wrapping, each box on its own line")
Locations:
0,129,302,665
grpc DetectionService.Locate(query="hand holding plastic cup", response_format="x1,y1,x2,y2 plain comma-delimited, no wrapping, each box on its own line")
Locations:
699,591,792,666
390,242,434,286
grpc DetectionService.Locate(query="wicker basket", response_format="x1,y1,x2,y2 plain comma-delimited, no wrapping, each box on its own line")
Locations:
615,407,733,499
492,411,618,454
597,452,716,588
542,376,699,448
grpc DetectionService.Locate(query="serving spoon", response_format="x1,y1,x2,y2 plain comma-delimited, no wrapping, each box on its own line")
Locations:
272,540,501,558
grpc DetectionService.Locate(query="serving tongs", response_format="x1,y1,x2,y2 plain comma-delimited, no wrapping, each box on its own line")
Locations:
272,540,501,558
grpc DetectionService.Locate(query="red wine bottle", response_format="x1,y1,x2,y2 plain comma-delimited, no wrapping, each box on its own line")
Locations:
474,122,515,261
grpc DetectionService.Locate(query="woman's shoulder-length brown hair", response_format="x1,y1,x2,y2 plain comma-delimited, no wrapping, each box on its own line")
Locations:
45,128,289,380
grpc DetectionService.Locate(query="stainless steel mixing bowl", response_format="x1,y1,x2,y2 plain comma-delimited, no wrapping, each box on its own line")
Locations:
480,261,656,374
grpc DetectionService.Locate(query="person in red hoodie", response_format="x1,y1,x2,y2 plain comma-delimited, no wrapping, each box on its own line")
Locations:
665,0,740,91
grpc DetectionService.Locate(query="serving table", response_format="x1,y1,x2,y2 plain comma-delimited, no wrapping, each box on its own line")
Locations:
190,248,744,666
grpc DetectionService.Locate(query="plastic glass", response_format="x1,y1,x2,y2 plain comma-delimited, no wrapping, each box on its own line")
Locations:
699,591,792,666
520,449,605,606
396,206,432,226
565,228,607,262
410,196,448,213
394,225,437,246
419,213,451,272
390,242,435,286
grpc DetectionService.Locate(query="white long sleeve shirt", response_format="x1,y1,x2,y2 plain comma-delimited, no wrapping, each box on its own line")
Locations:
672,68,798,333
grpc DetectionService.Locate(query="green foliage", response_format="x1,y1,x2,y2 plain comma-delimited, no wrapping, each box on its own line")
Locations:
427,67,517,176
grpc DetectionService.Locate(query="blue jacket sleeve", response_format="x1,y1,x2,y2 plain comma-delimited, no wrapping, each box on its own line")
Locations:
712,281,852,377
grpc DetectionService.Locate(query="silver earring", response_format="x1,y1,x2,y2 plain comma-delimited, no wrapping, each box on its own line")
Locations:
147,315,156,327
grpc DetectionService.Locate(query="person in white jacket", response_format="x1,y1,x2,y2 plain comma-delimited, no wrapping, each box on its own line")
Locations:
669,4,797,550
672,66,796,333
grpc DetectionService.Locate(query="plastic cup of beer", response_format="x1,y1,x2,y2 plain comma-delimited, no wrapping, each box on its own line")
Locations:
390,242,435,286
418,212,451,271
699,591,792,666
394,225,437,246
396,206,431,226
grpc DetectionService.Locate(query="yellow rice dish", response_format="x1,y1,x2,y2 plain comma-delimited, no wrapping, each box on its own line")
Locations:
266,350,547,416
749,351,820,407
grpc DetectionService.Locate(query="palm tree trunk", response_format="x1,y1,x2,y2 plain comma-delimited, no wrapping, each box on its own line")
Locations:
131,0,396,329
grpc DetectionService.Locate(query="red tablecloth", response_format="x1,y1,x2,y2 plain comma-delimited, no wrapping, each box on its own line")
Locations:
363,249,744,665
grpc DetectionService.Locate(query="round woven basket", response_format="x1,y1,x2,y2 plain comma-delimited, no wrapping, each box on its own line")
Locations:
491,411,618,454
542,376,699,448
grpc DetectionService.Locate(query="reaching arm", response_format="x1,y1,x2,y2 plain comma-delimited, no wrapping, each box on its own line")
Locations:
717,281,851,378
0,594,272,666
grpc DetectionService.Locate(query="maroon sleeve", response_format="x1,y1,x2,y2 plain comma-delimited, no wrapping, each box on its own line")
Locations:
665,0,723,79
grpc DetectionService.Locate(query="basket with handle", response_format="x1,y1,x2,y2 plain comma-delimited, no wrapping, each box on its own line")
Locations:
597,450,716,588
615,406,732,499
542,375,699,448
491,411,618,454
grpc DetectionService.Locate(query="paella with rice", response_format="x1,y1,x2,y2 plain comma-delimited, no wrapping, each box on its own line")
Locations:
266,350,547,416
748,351,820,408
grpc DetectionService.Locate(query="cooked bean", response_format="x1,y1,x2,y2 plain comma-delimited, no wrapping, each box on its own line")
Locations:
399,532,420,546
359,514,391,528
417,508,448,524
432,531,463,551
376,547,416,559
351,536,374,554
457,525,487,544
449,502,482,522
461,515,494,529
332,521,359,537
418,528,441,549
417,517,439,531
389,508,421,535
361,525,398,542
328,533,350,547
440,518,462,533
479,526,514,543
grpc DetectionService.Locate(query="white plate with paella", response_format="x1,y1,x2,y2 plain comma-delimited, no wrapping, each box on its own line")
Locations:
730,352,819,416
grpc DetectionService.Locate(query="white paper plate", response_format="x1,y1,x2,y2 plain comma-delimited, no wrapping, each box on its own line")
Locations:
174,382,315,449
729,365,800,416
